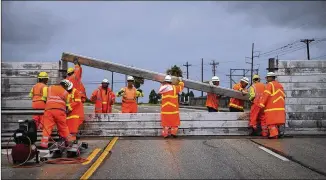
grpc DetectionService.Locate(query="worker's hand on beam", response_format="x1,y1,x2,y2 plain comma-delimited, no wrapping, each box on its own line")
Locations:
73,57,80,65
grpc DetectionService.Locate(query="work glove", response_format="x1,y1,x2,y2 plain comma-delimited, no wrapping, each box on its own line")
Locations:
209,81,214,86
137,89,143,93
178,77,183,82
118,89,125,96
73,57,80,65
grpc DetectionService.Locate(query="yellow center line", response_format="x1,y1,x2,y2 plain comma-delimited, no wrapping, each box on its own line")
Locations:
80,137,119,180
82,148,101,165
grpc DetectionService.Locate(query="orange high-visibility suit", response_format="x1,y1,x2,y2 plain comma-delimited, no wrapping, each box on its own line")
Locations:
206,93,219,112
91,86,116,113
40,85,72,148
29,83,48,129
117,87,142,113
67,88,84,141
259,80,286,138
158,81,185,137
249,82,267,136
66,64,87,103
229,83,247,112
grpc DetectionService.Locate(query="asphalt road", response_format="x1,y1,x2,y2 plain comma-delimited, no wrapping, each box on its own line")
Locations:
91,137,326,179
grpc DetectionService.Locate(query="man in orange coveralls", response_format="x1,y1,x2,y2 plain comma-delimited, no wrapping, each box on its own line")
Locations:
158,75,184,138
66,57,87,103
91,79,116,113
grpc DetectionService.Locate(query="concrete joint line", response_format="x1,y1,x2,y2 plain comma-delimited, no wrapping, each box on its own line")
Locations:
258,146,289,161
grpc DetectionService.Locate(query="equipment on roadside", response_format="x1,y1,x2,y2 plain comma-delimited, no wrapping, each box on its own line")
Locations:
11,120,40,164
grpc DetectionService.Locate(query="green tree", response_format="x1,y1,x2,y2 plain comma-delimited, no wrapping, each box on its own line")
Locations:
149,89,158,104
189,91,195,98
166,65,183,77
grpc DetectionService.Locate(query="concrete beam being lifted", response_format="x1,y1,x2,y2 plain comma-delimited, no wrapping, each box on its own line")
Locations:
61,52,249,100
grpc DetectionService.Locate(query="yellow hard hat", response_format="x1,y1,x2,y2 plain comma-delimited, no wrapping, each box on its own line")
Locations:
67,67,74,74
38,72,49,79
252,74,260,80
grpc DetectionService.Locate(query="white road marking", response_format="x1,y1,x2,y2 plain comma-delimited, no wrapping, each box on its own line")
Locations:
258,146,289,161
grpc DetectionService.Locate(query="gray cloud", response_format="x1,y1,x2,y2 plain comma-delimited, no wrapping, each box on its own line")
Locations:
225,1,326,30
3,1,66,50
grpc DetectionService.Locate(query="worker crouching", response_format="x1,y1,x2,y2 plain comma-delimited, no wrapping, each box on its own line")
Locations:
248,75,267,136
206,76,220,112
29,72,49,130
91,79,116,113
40,80,74,149
158,75,184,138
259,72,286,139
65,80,84,142
229,77,249,112
117,76,144,113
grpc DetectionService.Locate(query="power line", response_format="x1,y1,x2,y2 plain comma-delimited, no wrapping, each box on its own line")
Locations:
312,54,326,60
300,39,315,60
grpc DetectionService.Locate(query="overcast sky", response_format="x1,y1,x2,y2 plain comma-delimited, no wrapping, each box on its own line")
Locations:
3,1,326,102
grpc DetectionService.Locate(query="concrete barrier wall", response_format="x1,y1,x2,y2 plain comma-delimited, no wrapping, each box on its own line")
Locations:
273,60,326,134
1,61,67,108
189,96,251,109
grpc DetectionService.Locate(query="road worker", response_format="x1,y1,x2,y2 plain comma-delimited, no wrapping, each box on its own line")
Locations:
29,72,49,129
91,79,116,113
206,76,221,112
229,77,249,112
65,80,84,142
117,76,144,113
40,80,73,149
158,75,184,138
259,72,286,139
66,57,87,103
248,75,267,136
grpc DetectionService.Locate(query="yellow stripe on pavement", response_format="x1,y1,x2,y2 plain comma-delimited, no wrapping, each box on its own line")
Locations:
80,137,119,180
82,148,101,165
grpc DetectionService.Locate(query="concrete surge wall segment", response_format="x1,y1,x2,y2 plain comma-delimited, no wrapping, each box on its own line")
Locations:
274,60,326,132
1,61,67,108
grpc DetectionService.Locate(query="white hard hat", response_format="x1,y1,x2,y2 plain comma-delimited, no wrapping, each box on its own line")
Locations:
212,76,220,82
102,79,109,83
127,76,134,81
61,79,73,90
266,72,276,77
164,75,172,82
240,77,249,84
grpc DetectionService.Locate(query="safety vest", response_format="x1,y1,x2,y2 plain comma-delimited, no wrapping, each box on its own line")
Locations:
94,87,113,113
251,82,265,105
229,83,246,110
31,83,47,102
206,93,219,110
122,87,137,103
160,85,179,115
67,88,83,119
260,81,286,113
45,85,69,112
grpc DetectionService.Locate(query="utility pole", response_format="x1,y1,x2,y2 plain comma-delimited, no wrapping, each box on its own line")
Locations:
183,61,192,94
300,39,315,60
201,58,204,97
251,43,254,85
111,71,114,91
210,60,219,76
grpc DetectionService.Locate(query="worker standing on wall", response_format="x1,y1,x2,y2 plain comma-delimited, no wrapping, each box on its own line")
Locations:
66,57,87,103
158,75,184,138
229,77,249,112
40,80,73,149
65,80,84,142
259,72,286,139
29,72,49,130
117,76,144,113
91,79,116,113
206,76,221,112
248,75,267,136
